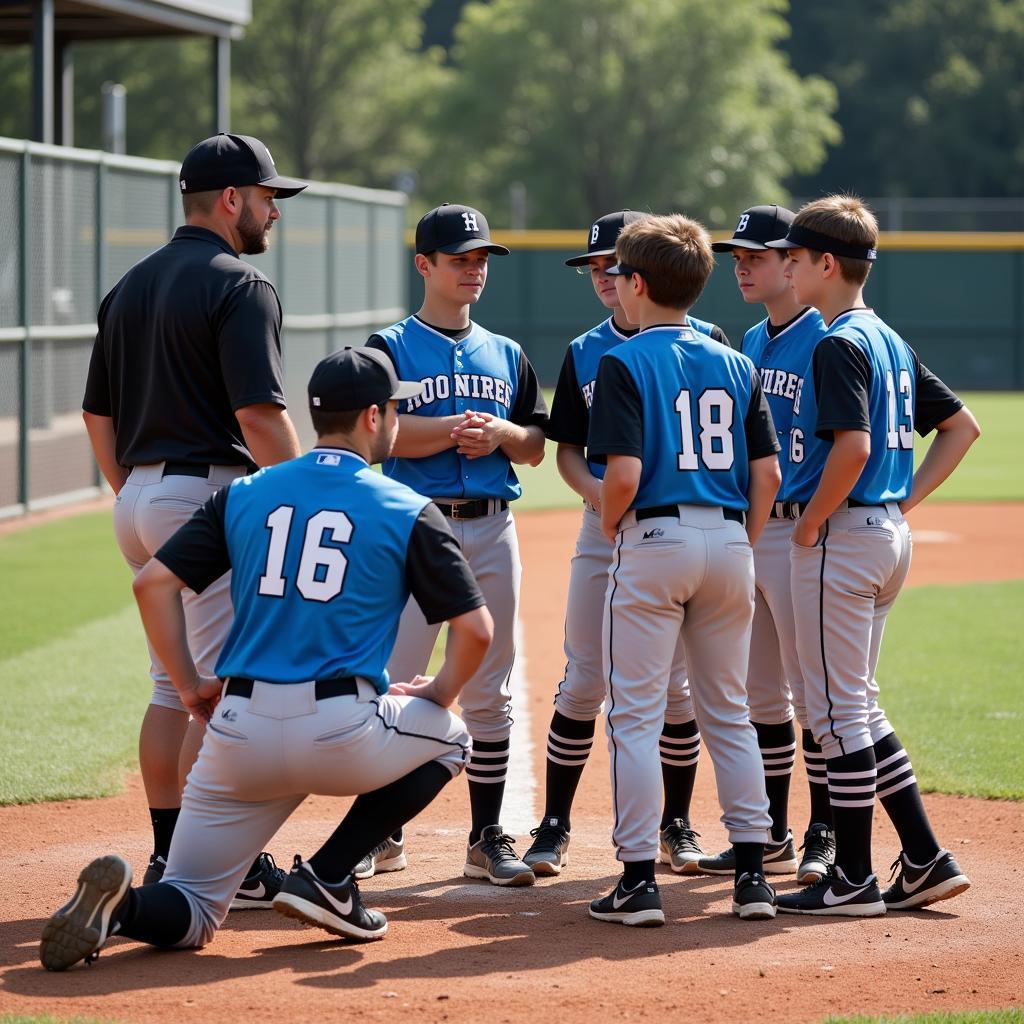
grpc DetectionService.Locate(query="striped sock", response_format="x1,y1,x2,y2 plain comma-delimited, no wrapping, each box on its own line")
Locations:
874,732,940,864
754,720,796,842
467,737,510,843
826,747,876,883
802,729,833,828
542,711,595,831
659,719,700,828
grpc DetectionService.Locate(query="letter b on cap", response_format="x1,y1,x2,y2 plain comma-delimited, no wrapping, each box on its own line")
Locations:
736,213,750,233
590,223,600,245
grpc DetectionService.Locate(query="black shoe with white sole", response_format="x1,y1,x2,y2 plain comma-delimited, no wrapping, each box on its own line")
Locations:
589,877,665,927
696,833,798,876
272,855,388,941
882,849,970,910
776,864,886,917
229,851,287,911
732,871,777,920
40,854,132,971
797,824,836,884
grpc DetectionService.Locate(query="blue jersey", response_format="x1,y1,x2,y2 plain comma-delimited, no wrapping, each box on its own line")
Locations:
741,307,827,499
548,315,727,480
368,316,547,500
588,327,779,510
787,310,918,504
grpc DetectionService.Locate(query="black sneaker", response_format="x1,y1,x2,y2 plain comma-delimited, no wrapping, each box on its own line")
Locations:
523,817,571,876
776,864,886,917
882,849,970,910
230,852,286,911
696,833,798,876
142,853,166,886
797,823,836,884
272,855,388,940
354,831,407,881
589,876,665,927
732,871,777,920
464,825,535,886
658,819,704,874
40,854,132,971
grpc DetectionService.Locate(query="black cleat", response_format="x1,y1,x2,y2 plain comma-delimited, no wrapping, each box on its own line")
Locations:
882,849,970,910
589,876,665,927
776,864,886,917
797,823,836,884
732,871,777,920
523,817,571,876
230,851,286,911
658,819,704,874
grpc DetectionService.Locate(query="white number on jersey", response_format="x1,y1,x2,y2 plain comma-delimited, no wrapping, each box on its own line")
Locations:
258,506,354,603
885,369,914,450
675,388,735,471
789,427,804,463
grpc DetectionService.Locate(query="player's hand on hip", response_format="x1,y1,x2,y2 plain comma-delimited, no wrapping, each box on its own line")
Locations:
451,411,505,459
792,518,823,549
179,676,222,724
388,674,451,706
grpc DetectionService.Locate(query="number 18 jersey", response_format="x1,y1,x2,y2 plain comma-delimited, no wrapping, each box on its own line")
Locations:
588,326,779,511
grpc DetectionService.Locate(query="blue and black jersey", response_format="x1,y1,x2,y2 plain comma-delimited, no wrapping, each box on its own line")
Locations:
366,316,548,500
588,326,778,511
787,309,963,504
154,448,485,692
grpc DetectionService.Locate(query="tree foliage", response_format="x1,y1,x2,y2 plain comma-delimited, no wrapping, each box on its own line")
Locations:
418,0,839,227
786,0,1024,197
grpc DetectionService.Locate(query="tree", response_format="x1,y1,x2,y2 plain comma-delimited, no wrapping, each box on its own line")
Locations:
786,0,1024,197
418,0,838,227
233,0,449,189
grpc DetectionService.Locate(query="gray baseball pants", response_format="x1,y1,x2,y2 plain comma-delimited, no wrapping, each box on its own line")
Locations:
603,505,771,862
113,463,245,712
556,505,695,724
791,502,912,760
387,506,520,744
162,679,469,947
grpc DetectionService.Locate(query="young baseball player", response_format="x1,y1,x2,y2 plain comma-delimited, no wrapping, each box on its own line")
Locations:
695,206,834,883
40,348,494,970
524,211,734,878
766,196,979,916
586,214,782,925
365,204,548,887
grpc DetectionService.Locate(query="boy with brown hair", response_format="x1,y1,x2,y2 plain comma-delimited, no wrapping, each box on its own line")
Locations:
586,214,782,925
767,195,979,915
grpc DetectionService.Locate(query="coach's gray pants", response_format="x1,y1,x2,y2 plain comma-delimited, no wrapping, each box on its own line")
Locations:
162,679,469,948
791,502,911,761
603,506,771,862
387,506,520,744
113,463,245,712
555,505,694,724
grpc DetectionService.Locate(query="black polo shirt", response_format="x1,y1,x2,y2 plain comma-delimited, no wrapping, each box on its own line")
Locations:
83,226,287,470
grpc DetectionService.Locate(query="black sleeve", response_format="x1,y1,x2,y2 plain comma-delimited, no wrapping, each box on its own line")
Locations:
364,334,398,372
405,503,487,624
710,324,732,349
812,336,872,440
82,333,111,416
912,350,964,435
545,347,589,445
509,350,550,428
588,355,643,459
216,279,287,410
745,366,782,459
154,486,233,593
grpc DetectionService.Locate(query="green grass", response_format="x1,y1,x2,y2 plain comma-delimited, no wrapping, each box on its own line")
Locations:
515,390,1024,512
822,1012,1023,1024
878,581,1024,799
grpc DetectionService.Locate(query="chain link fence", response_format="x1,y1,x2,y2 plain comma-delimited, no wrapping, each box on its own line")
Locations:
0,136,407,518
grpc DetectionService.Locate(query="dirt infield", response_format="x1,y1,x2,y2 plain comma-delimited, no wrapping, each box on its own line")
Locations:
1,502,1022,1024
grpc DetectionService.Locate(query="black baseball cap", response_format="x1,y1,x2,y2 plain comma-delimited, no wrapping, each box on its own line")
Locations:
565,211,647,266
179,133,308,199
414,203,510,256
308,347,423,412
711,205,794,252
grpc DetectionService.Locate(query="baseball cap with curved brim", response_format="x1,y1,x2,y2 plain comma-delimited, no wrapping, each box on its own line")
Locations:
565,210,647,266
711,205,794,252
415,203,510,256
308,347,423,412
179,133,308,199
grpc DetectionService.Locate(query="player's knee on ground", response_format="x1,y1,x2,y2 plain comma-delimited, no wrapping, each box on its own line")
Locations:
166,883,222,949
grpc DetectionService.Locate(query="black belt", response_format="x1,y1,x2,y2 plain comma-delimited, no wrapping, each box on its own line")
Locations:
846,498,872,507
770,500,805,520
162,462,211,479
434,498,508,520
635,504,744,524
226,677,359,700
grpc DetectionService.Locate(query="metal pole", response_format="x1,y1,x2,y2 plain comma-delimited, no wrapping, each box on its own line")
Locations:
92,160,106,489
325,197,336,358
18,151,32,507
213,36,231,133
32,0,55,143
54,37,74,145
